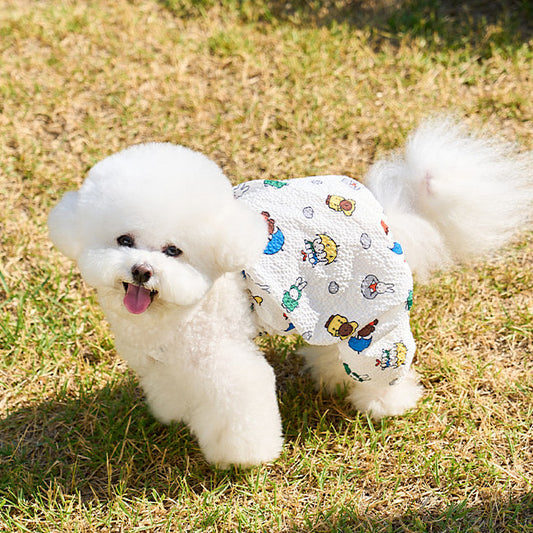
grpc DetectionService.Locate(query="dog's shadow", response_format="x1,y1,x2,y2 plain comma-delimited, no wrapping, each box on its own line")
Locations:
0,373,184,501
4,360,532,531
0,354,351,501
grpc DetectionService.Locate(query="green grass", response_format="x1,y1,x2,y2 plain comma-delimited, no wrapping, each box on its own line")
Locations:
0,0,532,531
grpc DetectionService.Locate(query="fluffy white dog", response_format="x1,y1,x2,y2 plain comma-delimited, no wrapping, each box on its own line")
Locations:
48,118,531,467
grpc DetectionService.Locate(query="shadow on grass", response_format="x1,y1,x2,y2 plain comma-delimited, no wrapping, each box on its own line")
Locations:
0,374,200,502
305,493,533,532
0,365,336,502
160,0,532,53
1,369,532,530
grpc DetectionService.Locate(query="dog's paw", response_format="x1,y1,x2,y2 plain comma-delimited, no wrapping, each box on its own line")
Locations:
200,428,284,469
348,370,423,420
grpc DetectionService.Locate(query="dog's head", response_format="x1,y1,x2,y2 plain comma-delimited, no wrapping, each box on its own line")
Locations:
48,143,267,314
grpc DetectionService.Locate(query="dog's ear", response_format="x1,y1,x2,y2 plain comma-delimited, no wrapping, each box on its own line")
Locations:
207,200,268,274
48,191,83,260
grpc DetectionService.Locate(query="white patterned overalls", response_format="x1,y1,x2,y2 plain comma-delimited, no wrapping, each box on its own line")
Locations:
235,176,415,388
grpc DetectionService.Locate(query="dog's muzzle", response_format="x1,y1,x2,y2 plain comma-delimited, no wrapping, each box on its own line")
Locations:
122,263,158,314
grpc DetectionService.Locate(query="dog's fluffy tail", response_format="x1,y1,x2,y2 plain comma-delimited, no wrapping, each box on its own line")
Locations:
365,117,533,280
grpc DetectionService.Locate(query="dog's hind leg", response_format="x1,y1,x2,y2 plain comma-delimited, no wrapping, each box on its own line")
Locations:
347,369,423,420
300,343,423,419
298,344,352,394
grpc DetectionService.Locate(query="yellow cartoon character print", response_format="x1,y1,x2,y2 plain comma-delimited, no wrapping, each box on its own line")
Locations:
376,342,407,370
326,195,356,216
324,314,359,340
302,234,338,266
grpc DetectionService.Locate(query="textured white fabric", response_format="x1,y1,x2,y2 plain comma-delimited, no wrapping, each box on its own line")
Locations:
235,175,415,387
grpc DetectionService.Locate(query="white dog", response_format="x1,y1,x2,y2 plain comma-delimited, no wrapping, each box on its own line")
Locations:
48,118,531,467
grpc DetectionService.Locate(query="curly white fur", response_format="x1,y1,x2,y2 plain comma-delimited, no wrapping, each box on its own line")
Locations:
366,118,533,279
48,119,532,466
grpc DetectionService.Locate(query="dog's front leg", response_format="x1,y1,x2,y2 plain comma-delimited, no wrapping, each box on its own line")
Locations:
183,340,283,468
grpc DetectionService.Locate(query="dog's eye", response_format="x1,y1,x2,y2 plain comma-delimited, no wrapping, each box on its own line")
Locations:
117,235,135,248
163,245,183,257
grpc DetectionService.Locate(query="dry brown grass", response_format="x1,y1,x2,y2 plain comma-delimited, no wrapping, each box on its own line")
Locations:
0,0,532,531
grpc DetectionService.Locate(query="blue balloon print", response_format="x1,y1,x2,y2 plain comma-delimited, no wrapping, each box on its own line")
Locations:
264,228,285,255
348,336,373,353
390,242,403,255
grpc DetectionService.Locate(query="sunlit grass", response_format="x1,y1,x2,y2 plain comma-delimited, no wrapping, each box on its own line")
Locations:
0,0,532,531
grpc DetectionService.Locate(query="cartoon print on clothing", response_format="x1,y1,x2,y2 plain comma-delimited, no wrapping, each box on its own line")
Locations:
282,313,295,332
326,195,356,216
246,291,264,312
264,179,287,189
341,177,361,190
348,336,372,353
389,241,403,255
324,315,379,353
347,319,379,353
361,274,395,299
343,363,371,382
233,183,250,199
406,290,414,311
261,211,285,255
357,319,379,338
325,314,359,340
328,281,339,294
376,342,407,370
302,234,338,266
302,206,314,219
360,233,372,249
255,283,271,293
281,277,307,312
242,270,271,293
235,175,415,389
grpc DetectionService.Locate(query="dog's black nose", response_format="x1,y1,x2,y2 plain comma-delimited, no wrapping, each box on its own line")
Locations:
131,263,153,285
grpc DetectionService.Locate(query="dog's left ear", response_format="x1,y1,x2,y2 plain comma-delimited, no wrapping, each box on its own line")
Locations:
207,200,268,274
48,191,83,260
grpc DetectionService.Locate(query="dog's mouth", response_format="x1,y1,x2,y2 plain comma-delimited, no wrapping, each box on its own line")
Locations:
122,282,158,314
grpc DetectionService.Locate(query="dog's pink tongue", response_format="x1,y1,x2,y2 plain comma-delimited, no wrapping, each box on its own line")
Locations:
123,284,152,314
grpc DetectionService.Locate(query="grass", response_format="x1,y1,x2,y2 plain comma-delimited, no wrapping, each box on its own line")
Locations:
0,0,532,531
